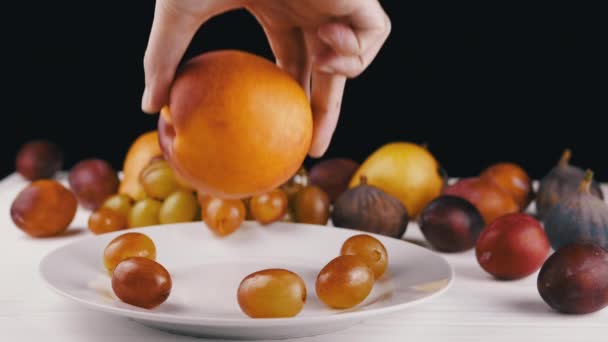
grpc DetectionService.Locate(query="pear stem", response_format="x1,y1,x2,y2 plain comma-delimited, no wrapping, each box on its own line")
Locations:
559,149,572,167
360,175,368,185
579,169,594,193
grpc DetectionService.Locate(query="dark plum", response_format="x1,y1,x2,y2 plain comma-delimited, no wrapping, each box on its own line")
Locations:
538,242,608,314
419,196,484,252
68,159,119,210
308,158,359,203
15,140,63,180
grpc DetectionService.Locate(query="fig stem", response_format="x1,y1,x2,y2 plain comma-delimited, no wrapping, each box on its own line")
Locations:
579,169,594,193
360,175,368,185
558,149,572,167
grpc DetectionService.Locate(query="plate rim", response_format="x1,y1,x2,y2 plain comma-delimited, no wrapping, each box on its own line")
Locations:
38,222,454,327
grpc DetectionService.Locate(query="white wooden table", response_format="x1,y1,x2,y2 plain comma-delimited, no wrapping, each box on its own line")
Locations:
1,172,607,342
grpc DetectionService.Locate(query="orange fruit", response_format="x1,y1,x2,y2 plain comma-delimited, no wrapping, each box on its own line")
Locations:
158,50,313,199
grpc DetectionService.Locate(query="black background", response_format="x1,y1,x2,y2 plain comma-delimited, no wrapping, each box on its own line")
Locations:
3,2,606,181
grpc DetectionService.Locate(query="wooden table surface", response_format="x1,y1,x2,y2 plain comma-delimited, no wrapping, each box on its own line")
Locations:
1,172,607,342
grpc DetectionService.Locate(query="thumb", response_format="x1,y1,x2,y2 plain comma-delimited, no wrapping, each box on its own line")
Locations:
142,0,241,114
142,1,200,113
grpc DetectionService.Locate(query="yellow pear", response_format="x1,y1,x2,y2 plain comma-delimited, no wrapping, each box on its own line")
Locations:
348,142,443,218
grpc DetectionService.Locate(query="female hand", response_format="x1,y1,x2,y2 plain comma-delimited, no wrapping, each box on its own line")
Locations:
142,0,391,157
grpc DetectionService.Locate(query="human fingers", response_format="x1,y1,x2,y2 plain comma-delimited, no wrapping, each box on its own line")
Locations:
142,0,241,113
317,22,360,56
315,3,391,77
313,34,387,78
308,70,347,157
261,27,312,98
142,1,202,113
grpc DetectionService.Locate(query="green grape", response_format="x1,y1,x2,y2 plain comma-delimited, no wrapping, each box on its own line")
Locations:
203,197,245,236
250,189,288,225
238,269,307,318
102,193,133,217
128,198,162,228
316,255,374,309
88,207,127,235
139,160,179,200
340,234,388,279
159,190,199,224
103,232,156,273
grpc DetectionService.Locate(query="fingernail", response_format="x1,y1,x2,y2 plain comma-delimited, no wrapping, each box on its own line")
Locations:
141,87,151,112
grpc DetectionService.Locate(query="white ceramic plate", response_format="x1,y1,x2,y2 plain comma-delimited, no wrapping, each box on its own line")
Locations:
39,222,453,340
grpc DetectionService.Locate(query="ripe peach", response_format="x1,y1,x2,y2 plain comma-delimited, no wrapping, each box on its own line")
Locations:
158,50,313,199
